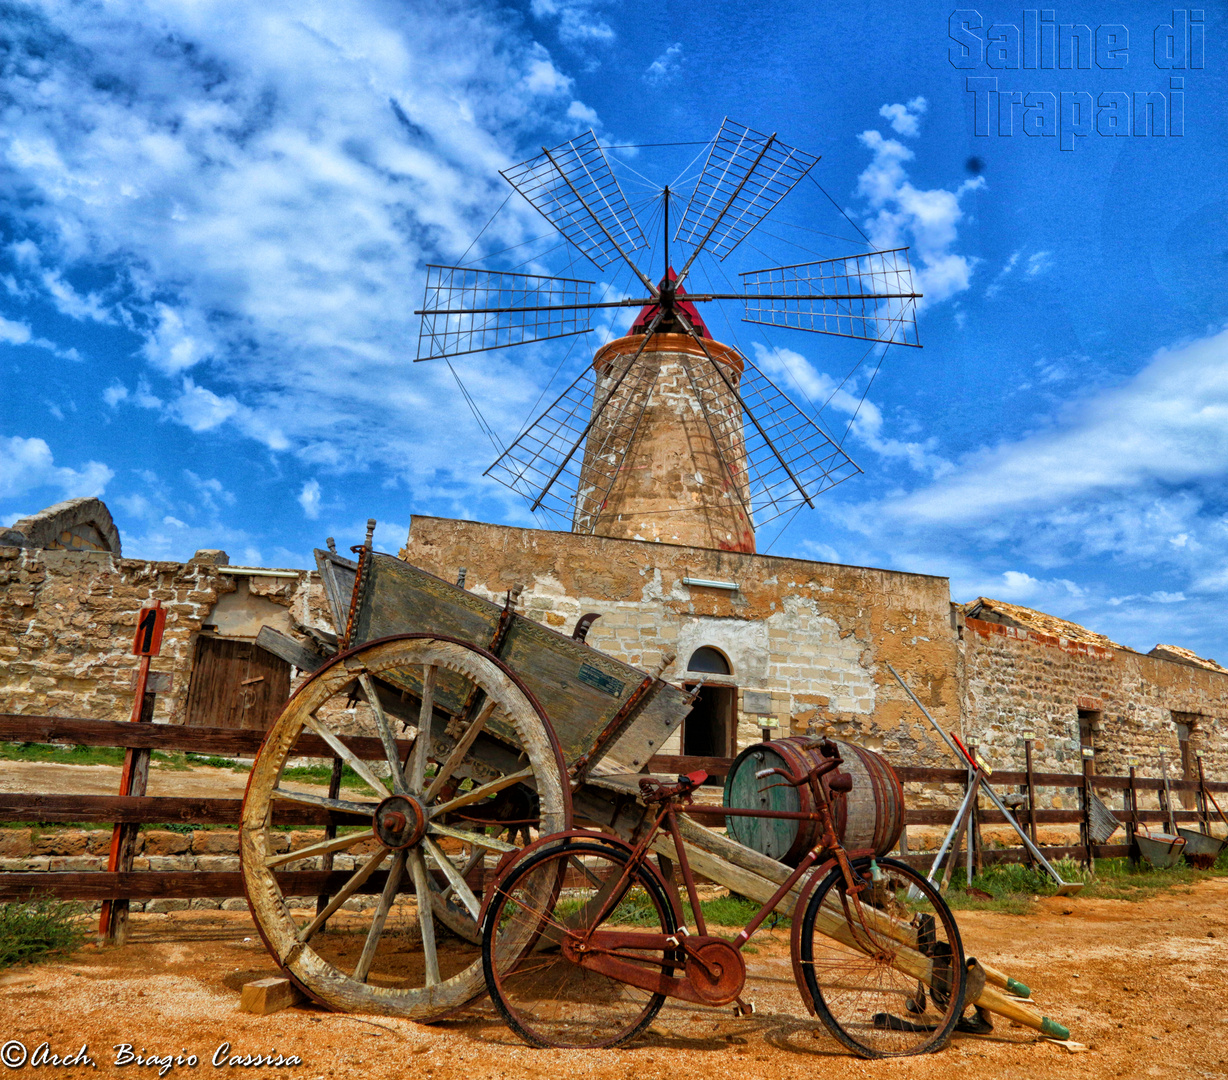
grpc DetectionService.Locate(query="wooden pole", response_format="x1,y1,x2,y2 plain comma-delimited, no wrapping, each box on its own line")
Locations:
1024,735,1038,866
99,600,163,945
1126,763,1140,868
967,737,987,884
1080,749,1095,870
314,754,344,926
1196,753,1210,833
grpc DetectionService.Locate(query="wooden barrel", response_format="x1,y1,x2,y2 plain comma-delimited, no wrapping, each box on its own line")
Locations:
721,737,904,865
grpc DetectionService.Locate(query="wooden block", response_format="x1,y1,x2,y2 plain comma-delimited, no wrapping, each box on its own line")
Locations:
240,977,305,1015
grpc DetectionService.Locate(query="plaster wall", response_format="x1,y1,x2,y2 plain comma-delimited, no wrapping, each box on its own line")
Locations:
404,515,962,769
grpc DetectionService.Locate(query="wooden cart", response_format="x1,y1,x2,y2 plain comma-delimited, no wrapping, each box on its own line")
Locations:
242,537,1067,1046
241,539,693,1018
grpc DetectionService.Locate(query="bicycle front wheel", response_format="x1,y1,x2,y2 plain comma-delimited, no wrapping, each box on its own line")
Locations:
798,856,966,1057
482,840,679,1049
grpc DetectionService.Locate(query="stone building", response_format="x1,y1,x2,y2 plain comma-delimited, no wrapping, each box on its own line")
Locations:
3,325,1227,808
0,498,333,730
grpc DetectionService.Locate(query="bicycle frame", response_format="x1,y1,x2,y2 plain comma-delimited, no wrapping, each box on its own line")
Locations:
547,753,877,1009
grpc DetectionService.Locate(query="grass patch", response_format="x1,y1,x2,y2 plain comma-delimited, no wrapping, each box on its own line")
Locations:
942,848,1227,914
280,762,370,790
0,897,86,968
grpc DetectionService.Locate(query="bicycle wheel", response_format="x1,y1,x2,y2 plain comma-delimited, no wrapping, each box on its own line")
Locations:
482,840,679,1049
798,856,966,1057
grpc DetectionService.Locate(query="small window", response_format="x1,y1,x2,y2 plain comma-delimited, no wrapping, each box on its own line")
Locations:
687,646,731,675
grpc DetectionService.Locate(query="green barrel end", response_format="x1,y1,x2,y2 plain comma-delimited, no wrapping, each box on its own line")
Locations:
1040,1017,1070,1040
1006,976,1032,999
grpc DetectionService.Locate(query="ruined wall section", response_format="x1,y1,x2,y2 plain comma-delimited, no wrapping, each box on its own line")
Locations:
0,546,329,725
962,615,1228,806
405,516,961,768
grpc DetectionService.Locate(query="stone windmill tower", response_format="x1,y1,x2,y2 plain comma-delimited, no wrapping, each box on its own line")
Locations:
416,120,922,550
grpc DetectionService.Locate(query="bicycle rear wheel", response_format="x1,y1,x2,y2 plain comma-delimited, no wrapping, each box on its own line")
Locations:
798,856,966,1057
482,840,678,1049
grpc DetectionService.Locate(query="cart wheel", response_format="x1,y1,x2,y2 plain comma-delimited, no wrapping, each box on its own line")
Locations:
482,840,679,1048
241,635,570,1019
798,856,966,1057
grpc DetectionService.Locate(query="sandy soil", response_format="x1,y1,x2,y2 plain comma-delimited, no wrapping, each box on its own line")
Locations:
0,876,1224,1080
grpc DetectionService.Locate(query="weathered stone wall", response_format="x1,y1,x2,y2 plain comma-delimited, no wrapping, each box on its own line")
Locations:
0,546,331,724
961,614,1228,807
404,515,962,768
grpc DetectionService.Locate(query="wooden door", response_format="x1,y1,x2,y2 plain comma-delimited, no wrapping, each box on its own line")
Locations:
184,636,291,730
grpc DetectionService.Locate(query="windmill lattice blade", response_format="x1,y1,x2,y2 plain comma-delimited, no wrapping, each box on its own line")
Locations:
501,131,647,272
739,248,921,347
682,349,862,526
416,265,594,360
674,118,819,262
486,344,659,529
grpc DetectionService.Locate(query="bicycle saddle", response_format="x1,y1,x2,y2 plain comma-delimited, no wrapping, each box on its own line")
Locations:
639,770,708,803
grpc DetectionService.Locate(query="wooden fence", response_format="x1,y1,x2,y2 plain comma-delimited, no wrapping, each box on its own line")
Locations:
0,715,1224,905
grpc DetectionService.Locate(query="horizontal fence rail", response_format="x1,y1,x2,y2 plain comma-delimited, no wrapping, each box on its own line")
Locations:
1,716,1224,905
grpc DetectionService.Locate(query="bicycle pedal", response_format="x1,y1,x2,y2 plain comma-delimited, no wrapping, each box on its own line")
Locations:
733,999,756,1017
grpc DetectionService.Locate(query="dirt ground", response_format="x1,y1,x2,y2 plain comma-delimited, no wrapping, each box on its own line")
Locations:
0,759,258,800
0,875,1224,1080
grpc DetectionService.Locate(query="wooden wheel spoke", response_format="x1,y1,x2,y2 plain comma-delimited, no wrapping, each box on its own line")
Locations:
298,846,390,943
422,835,482,920
265,829,376,869
408,849,440,986
428,820,517,853
301,714,391,800
408,664,437,797
354,850,407,983
441,847,487,902
359,672,409,795
424,697,497,804
271,788,380,816
429,767,535,819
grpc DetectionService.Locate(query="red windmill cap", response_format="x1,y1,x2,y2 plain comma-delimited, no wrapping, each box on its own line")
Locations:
629,267,709,337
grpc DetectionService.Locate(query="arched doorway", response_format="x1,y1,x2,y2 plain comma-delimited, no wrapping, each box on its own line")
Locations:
682,646,736,760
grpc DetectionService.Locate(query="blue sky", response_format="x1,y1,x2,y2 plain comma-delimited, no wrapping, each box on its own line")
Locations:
2,1,1227,656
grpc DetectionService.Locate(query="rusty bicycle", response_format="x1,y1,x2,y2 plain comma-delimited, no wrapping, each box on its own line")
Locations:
480,738,967,1057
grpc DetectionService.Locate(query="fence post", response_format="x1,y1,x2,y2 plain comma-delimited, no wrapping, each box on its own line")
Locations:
1022,732,1037,867
1080,747,1095,870
99,599,165,945
1126,760,1140,868
1195,751,1210,833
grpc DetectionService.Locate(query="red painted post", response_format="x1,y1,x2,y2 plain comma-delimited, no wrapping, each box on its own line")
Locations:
99,599,163,944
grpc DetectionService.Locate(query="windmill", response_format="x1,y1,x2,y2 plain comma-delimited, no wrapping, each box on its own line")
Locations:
415,119,921,553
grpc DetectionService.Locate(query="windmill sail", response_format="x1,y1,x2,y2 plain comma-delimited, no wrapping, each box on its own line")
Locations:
501,131,648,273
673,118,819,264
739,248,921,346
676,340,862,526
415,265,595,360
485,320,663,528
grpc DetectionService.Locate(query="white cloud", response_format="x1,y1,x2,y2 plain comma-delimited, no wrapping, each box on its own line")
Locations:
0,435,112,501
0,0,600,507
892,326,1228,526
0,315,32,345
856,108,984,309
1025,251,1053,277
750,343,951,476
644,43,683,86
103,383,129,407
530,0,615,46
878,96,928,137
298,479,322,519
